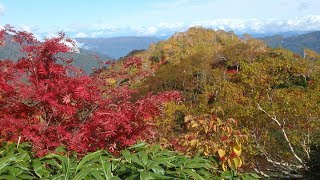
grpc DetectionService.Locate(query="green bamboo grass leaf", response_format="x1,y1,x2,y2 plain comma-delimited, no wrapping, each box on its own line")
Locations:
43,153,72,179
122,150,144,168
44,154,68,171
12,164,30,172
17,174,35,179
33,159,49,178
73,168,91,180
180,169,205,180
100,155,114,180
0,175,19,179
39,158,63,171
0,153,16,171
51,174,65,180
127,142,149,150
221,170,234,179
125,173,139,180
90,170,104,180
139,171,172,180
151,166,165,175
148,157,174,169
76,150,103,171
138,151,148,167
8,167,23,176
184,160,211,169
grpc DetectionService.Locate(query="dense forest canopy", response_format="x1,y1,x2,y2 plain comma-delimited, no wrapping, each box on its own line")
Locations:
100,27,320,178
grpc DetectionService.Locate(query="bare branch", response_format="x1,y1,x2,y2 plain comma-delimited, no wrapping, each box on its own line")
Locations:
257,103,305,167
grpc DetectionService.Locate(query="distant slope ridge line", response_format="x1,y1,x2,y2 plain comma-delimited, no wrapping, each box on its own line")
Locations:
0,35,112,74
261,31,320,55
75,37,161,59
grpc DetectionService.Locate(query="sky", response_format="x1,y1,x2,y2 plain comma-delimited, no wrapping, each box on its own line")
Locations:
0,0,320,38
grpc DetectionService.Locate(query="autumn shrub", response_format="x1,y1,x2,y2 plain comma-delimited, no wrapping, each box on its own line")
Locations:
0,26,180,156
154,102,248,171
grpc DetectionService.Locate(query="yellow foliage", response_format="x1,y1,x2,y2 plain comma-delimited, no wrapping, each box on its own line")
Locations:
105,78,117,85
218,149,226,157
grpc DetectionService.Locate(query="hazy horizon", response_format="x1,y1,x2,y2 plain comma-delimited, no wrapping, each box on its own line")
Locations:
1,0,320,39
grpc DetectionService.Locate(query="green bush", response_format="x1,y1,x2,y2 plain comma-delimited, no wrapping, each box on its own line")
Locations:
0,142,259,179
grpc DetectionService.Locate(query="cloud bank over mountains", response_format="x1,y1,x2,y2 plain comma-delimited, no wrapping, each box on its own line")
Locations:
17,15,320,39
1,0,320,38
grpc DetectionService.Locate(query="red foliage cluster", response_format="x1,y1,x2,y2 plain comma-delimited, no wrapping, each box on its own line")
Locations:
226,69,238,74
0,26,181,156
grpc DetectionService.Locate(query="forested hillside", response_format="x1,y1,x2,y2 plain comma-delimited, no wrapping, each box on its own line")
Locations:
99,27,320,178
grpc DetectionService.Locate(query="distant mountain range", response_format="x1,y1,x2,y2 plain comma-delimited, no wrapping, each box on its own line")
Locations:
75,37,161,59
261,31,320,55
0,36,111,74
2,31,320,74
75,32,320,59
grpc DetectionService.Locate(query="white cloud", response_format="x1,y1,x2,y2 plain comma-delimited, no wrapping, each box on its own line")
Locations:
0,4,5,15
159,22,184,29
90,31,104,38
6,15,320,39
187,15,320,34
131,26,158,36
75,32,88,38
72,16,320,38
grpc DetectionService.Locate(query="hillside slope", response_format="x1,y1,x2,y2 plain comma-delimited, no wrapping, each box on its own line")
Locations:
76,37,161,59
261,31,320,55
0,36,111,74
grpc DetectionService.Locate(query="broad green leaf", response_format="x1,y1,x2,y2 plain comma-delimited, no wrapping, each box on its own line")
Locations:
122,150,144,168
139,171,172,180
125,173,139,180
76,150,102,171
180,169,205,180
138,151,148,166
0,153,16,171
0,175,19,179
151,166,165,175
8,167,23,176
100,155,113,179
221,170,233,179
184,161,210,169
44,154,69,172
73,168,91,180
128,142,149,150
90,170,104,180
148,157,174,169
33,159,49,178
17,174,35,179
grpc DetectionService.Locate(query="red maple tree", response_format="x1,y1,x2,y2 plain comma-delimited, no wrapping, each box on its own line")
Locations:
0,26,180,156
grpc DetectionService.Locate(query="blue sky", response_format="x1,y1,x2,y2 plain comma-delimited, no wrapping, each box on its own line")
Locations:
0,0,320,38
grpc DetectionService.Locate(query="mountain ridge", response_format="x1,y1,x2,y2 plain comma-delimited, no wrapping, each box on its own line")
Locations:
75,36,161,59
261,31,320,55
